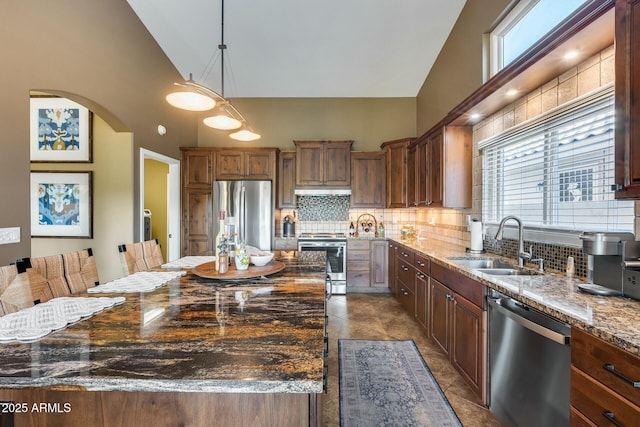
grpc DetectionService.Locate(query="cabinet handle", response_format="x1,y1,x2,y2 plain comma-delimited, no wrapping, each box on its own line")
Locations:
402,252,408,257
611,184,624,191
603,364,640,388
401,266,409,271
446,294,454,301
416,273,425,279
603,411,625,427
417,261,425,267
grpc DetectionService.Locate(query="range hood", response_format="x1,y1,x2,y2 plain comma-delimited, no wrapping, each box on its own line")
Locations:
294,187,351,196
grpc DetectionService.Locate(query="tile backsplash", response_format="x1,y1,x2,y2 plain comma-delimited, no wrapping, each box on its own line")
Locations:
297,196,350,221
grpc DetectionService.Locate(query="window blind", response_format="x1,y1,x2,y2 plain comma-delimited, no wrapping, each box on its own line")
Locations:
481,86,634,233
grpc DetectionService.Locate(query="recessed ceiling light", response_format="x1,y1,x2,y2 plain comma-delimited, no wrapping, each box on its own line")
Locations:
470,113,481,120
564,50,579,60
506,89,518,97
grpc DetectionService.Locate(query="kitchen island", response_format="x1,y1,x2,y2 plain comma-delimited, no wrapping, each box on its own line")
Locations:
0,253,327,427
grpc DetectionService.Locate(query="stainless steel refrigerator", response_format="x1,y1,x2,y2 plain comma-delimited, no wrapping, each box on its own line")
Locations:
213,181,272,251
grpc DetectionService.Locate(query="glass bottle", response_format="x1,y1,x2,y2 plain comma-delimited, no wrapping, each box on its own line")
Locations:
215,210,227,272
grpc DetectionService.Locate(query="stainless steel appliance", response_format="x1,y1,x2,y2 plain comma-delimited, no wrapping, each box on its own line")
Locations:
283,215,295,237
297,233,347,294
577,231,635,296
213,181,272,251
622,240,640,300
488,289,571,427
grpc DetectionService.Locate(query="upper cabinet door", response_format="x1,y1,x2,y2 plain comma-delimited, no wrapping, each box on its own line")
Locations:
294,140,352,187
323,142,352,186
381,138,413,208
614,0,640,198
182,149,214,188
277,152,296,208
350,152,386,208
295,141,324,186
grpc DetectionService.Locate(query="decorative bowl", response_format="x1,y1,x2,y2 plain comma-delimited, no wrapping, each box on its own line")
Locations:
250,252,274,266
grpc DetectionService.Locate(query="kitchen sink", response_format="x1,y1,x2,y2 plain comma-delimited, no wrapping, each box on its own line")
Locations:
448,257,515,269
474,268,538,276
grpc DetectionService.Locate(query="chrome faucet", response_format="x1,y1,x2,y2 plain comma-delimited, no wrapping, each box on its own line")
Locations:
495,215,531,267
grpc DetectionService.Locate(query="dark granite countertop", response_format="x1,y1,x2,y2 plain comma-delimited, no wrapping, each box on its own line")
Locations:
0,252,327,393
389,237,640,356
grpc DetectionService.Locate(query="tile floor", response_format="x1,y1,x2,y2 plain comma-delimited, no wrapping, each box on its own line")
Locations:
321,293,500,427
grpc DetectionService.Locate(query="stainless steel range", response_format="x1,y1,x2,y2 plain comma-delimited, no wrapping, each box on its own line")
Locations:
297,233,347,295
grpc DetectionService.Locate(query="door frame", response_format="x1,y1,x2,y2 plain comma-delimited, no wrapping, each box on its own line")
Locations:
139,148,180,262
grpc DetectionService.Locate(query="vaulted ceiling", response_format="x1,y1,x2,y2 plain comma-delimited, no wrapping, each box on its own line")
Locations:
127,0,466,98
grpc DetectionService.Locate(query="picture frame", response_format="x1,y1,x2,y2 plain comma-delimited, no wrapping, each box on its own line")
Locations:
30,97,92,163
30,171,93,238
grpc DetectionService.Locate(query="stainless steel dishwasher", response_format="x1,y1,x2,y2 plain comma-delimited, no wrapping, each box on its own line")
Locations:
488,289,571,427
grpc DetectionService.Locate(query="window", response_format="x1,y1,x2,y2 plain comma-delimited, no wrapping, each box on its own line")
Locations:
487,0,589,78
481,87,634,236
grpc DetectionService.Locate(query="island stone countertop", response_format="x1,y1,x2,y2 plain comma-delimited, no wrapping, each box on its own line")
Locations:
0,252,327,394
390,237,640,356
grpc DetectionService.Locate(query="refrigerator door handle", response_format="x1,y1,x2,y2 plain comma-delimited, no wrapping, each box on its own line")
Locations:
239,184,246,244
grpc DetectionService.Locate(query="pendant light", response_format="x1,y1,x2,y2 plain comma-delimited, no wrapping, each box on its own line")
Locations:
165,0,260,141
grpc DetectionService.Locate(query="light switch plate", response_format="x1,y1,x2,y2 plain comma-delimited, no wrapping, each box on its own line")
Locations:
0,227,20,244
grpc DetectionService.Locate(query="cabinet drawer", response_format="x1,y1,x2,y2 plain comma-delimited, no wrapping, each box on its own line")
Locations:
347,260,369,271
397,247,415,264
397,286,415,318
397,262,415,293
571,366,640,426
572,328,640,407
415,254,429,275
430,262,484,308
347,239,370,250
348,270,370,285
347,250,370,262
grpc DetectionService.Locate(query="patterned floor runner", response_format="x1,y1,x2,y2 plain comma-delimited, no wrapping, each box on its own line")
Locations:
339,339,462,427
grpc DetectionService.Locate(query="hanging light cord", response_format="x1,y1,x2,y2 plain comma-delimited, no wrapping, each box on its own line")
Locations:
219,0,226,98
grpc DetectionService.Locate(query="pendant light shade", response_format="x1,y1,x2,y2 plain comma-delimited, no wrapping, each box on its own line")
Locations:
203,105,242,130
166,90,216,112
230,124,261,142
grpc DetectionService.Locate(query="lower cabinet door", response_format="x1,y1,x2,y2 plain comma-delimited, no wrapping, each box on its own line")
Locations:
429,278,450,356
415,272,428,333
397,282,415,318
451,294,485,400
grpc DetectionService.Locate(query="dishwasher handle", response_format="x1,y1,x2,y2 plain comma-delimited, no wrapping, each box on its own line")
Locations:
489,297,571,346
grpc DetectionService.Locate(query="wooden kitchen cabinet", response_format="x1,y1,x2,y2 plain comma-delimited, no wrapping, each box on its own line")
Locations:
414,254,429,334
413,126,471,208
216,148,277,180
294,140,352,187
415,255,429,334
380,138,414,208
396,245,416,317
277,151,296,208
388,241,398,296
181,148,215,256
350,152,386,208
429,261,486,402
370,240,389,288
347,239,370,287
571,327,640,426
347,239,388,291
614,0,640,199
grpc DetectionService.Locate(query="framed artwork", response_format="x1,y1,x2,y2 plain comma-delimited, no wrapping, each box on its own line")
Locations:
30,171,93,238
30,97,92,163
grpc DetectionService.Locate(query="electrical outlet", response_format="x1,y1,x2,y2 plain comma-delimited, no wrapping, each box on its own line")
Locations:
0,227,20,244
